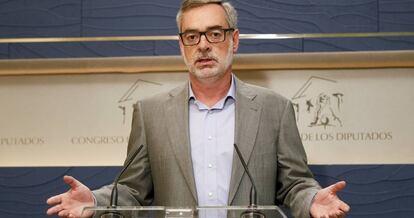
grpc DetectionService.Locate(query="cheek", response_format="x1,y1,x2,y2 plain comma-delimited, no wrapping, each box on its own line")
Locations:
183,47,195,57
217,45,232,59
185,51,195,62
182,49,196,65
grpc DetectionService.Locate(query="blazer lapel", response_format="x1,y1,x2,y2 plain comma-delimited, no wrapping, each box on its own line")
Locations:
228,78,262,204
163,84,198,203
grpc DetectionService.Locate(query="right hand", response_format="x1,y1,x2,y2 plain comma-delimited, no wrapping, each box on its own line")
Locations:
46,175,95,218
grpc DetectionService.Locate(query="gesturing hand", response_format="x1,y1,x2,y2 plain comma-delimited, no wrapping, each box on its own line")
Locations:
46,176,94,218
310,181,350,218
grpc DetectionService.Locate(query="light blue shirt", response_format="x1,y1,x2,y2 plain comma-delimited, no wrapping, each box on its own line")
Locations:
189,76,236,208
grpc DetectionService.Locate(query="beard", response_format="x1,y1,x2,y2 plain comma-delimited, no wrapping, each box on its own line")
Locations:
183,41,234,81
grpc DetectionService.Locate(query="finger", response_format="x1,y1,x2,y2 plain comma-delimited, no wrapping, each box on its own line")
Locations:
46,204,62,216
63,175,82,190
339,202,351,213
329,181,346,194
58,209,70,217
335,210,345,217
47,194,63,205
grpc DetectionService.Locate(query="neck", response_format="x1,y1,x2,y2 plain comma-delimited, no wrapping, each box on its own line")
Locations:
190,72,232,108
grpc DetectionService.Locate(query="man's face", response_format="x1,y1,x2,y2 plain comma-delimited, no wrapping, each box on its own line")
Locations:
179,4,239,81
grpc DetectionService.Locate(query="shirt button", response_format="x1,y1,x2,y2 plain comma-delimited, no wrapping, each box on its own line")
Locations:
208,164,213,168
208,136,212,140
208,192,213,198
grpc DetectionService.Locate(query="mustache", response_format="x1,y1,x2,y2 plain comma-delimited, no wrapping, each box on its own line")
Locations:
195,53,217,62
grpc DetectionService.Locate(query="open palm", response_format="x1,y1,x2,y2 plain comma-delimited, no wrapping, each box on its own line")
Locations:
46,176,94,218
310,181,350,218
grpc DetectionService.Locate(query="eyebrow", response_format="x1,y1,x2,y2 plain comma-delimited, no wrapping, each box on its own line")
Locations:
182,25,225,33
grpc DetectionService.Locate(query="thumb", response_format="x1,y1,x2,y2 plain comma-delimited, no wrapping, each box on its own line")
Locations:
329,181,346,194
63,175,82,190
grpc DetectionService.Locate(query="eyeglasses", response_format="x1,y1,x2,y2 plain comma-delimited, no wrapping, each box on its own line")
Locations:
179,28,234,46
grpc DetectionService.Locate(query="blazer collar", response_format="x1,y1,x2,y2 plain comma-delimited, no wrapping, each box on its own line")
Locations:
163,84,198,203
228,77,262,204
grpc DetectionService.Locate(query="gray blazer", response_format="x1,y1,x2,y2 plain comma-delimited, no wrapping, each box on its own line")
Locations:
94,77,321,218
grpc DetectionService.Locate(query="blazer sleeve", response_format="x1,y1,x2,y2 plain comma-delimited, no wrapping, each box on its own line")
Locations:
275,100,321,218
92,101,154,207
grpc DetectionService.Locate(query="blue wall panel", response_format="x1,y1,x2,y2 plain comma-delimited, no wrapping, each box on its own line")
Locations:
78,0,182,57
0,167,119,218
79,41,158,57
9,43,95,59
304,37,414,52
154,41,180,56
0,44,8,58
1,165,414,217
227,0,381,53
8,41,174,58
303,0,414,52
239,39,302,53
379,0,414,31
0,0,83,59
1,0,414,58
82,0,180,36
312,165,414,217
233,0,378,33
0,0,81,38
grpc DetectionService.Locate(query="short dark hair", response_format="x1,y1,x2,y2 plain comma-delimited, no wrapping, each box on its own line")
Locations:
176,0,238,32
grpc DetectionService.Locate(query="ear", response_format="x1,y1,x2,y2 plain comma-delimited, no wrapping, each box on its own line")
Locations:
232,28,240,53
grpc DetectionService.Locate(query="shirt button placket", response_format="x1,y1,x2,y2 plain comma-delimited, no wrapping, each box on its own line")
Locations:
206,109,216,204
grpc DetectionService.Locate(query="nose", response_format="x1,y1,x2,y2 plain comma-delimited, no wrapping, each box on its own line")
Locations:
197,34,211,52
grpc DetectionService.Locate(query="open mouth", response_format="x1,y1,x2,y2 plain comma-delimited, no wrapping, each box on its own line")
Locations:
196,57,216,66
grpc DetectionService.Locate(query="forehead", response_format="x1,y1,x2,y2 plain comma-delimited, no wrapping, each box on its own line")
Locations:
181,4,228,31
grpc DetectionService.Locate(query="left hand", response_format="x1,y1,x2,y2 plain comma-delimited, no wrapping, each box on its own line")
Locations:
310,181,350,218
46,176,94,218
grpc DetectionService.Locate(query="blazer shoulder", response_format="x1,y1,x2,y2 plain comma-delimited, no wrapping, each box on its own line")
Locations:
134,82,187,109
242,81,290,104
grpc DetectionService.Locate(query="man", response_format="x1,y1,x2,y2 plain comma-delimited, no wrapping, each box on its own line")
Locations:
47,0,350,217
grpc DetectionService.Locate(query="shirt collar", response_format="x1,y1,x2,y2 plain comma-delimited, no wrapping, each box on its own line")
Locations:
189,74,236,109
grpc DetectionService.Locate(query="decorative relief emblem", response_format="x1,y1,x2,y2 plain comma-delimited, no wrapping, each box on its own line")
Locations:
292,76,344,129
118,79,162,124
291,76,392,143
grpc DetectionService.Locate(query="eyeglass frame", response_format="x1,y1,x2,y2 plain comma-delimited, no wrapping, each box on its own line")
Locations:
179,28,235,46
